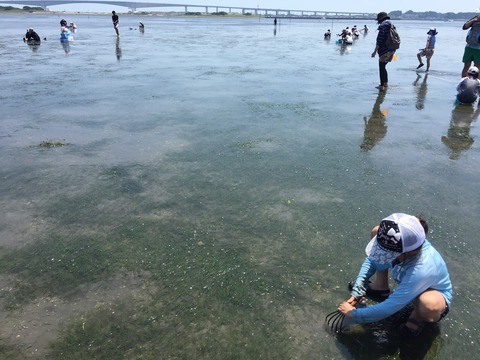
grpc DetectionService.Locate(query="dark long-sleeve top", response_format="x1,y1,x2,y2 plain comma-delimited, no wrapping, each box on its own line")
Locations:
376,20,392,56
25,30,40,42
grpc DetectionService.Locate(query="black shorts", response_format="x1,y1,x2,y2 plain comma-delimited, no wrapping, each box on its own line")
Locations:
439,302,449,321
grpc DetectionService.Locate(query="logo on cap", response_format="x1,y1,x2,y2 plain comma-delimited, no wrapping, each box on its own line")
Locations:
376,220,403,253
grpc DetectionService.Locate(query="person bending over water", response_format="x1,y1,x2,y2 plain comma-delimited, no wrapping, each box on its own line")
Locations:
338,213,452,338
24,28,41,43
456,66,480,105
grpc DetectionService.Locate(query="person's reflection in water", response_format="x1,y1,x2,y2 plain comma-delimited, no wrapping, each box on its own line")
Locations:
116,37,122,61
413,73,428,110
360,91,388,151
441,105,480,160
336,307,442,359
339,44,352,55
28,43,41,52
61,42,70,55
273,26,277,36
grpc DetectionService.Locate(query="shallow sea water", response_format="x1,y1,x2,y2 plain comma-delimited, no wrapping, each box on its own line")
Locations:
1,13,479,359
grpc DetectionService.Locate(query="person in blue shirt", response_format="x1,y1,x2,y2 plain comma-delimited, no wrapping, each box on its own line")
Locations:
371,12,396,91
338,213,452,337
417,28,437,72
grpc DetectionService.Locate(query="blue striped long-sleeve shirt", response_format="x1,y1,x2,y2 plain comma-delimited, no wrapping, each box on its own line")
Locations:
376,20,392,56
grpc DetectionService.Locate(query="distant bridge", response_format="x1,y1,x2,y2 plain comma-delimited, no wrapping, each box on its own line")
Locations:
3,0,376,18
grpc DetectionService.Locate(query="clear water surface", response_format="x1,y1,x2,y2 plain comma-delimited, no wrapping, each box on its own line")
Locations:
0,13,479,359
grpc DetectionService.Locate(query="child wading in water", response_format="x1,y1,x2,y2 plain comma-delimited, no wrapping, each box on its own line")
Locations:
417,28,437,72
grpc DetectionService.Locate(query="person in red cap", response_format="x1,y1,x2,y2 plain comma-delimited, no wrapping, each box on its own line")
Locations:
338,213,452,337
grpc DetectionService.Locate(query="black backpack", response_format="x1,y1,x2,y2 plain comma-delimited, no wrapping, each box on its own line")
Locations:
385,25,400,51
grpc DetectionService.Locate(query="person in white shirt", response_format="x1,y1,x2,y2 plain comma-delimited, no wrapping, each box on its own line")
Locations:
456,66,480,104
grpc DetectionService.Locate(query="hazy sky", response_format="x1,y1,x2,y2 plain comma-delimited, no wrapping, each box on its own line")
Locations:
4,0,478,13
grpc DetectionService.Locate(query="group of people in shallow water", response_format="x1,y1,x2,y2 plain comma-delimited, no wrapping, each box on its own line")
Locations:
23,11,145,55
335,11,480,106
323,25,368,45
22,10,480,106
323,24,368,44
23,18,77,53
325,12,480,340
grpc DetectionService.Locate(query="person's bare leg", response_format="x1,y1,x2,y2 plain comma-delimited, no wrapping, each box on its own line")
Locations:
369,270,390,291
417,52,423,66
462,62,471,77
406,290,447,330
426,57,431,72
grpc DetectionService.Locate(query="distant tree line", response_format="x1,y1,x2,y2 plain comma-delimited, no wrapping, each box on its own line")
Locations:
0,5,44,11
390,10,478,20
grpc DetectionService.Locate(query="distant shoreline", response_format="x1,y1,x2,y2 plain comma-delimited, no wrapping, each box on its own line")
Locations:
0,10,254,17
0,9,471,21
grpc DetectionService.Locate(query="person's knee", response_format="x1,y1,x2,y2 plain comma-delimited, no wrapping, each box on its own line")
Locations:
416,291,446,322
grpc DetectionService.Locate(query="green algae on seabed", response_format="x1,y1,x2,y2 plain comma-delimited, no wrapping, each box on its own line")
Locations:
37,140,69,148
47,243,292,359
0,159,339,358
0,339,24,360
0,221,294,358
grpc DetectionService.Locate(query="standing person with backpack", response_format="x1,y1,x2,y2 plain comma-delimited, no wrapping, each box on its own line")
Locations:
371,12,397,91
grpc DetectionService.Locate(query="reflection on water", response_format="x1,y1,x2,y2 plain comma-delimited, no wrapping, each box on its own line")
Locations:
61,41,70,54
334,303,444,359
360,91,388,151
414,73,428,110
27,42,40,52
338,43,352,55
116,37,122,60
441,105,479,160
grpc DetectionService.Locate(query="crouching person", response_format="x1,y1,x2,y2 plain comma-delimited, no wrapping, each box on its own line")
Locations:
338,213,452,337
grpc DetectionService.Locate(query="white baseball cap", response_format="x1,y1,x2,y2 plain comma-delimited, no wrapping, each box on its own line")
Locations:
365,213,426,265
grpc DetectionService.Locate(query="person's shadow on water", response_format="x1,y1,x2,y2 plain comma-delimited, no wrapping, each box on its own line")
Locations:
339,43,351,55
413,73,428,110
360,91,388,151
116,37,122,61
441,105,480,160
334,306,444,359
